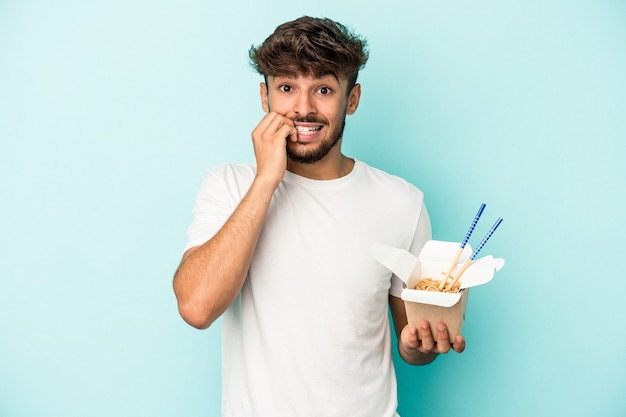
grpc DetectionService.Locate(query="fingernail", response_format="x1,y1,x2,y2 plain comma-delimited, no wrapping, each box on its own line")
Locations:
438,324,446,332
421,322,429,330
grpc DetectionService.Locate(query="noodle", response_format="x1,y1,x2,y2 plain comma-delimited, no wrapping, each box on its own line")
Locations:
415,278,460,293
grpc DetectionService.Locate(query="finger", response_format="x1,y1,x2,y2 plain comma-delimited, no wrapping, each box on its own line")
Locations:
287,125,298,142
252,112,280,140
452,335,466,353
264,113,293,137
269,122,296,144
261,113,287,137
257,111,281,130
283,120,297,142
417,320,435,352
277,123,297,142
272,117,296,142
401,325,419,349
253,111,288,135
435,323,451,353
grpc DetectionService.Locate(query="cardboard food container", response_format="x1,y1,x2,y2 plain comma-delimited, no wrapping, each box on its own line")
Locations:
371,240,505,340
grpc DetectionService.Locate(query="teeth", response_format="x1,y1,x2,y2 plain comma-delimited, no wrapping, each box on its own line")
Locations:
296,126,321,135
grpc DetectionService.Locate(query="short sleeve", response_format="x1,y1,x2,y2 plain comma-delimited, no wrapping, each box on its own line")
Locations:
184,164,255,252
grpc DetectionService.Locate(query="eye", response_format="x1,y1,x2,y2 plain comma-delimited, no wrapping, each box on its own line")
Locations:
278,84,292,93
317,86,332,95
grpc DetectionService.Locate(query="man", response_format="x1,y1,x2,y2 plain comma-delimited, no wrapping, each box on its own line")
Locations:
173,16,465,417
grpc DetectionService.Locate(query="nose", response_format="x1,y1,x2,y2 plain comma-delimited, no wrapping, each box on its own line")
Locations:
293,91,316,116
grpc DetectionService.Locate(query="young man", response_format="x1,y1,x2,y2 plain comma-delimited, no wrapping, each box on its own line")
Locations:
173,16,465,417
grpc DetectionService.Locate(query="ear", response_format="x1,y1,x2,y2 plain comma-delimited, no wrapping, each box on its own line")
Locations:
346,83,361,115
260,82,269,113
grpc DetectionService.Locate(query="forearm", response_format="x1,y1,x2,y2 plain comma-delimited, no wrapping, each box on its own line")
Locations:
173,176,277,329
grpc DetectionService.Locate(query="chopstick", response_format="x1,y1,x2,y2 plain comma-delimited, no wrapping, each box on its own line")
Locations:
444,217,503,291
438,203,486,290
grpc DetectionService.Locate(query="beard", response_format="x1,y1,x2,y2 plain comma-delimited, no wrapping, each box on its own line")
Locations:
286,113,347,164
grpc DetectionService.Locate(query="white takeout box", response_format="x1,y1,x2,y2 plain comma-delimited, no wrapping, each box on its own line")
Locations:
371,240,505,340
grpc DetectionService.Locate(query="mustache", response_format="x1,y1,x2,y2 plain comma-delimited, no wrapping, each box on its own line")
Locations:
292,116,329,125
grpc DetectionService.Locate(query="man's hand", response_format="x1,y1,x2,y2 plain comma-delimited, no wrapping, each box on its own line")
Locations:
251,112,297,187
398,321,466,365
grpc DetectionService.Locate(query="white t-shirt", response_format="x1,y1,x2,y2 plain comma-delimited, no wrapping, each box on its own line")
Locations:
185,160,431,417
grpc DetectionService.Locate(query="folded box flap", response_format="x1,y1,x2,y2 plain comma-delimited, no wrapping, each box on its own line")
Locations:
459,256,506,288
401,288,462,307
370,242,418,284
418,240,472,263
372,240,505,290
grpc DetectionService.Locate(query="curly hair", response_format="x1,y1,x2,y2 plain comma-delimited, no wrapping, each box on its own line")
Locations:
249,16,369,91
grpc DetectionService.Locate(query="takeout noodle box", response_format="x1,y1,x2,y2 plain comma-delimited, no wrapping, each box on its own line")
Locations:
371,240,505,340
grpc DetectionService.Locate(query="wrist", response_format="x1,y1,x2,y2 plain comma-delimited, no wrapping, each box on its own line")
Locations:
253,171,283,191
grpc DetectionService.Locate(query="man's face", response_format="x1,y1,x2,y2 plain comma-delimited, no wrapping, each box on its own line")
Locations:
261,74,361,164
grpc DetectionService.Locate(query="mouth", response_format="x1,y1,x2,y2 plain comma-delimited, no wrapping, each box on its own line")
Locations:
294,123,324,142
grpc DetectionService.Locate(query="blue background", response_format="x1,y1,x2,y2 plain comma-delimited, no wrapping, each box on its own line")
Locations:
1,1,625,416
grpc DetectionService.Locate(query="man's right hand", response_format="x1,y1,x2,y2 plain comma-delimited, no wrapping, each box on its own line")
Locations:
251,112,297,187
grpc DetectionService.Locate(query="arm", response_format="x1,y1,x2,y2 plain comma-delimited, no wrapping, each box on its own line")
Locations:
389,294,466,365
173,112,296,329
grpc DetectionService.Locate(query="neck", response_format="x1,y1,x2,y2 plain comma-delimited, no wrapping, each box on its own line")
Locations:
287,152,355,180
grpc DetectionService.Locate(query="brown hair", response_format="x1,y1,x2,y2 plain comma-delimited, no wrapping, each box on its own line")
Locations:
249,16,369,91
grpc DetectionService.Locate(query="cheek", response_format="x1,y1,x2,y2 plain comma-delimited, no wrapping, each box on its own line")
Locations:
266,97,291,115
329,103,348,122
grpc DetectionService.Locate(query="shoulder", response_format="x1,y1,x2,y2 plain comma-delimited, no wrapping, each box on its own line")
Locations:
205,162,256,179
356,161,424,202
202,162,256,185
197,163,257,198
